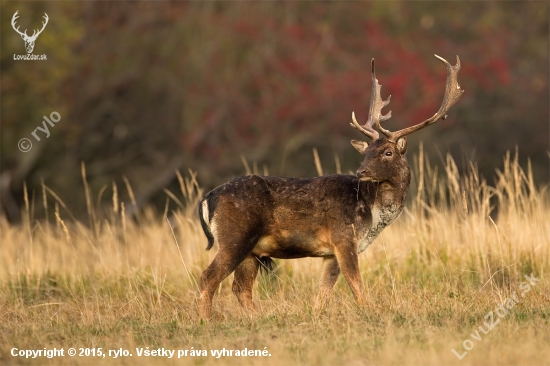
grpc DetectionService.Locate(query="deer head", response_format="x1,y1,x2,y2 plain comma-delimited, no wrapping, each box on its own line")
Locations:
350,55,464,183
11,11,49,54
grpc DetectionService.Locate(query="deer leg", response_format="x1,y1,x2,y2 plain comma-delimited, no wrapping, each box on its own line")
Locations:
232,255,260,312
199,250,247,320
314,256,341,310
333,245,365,306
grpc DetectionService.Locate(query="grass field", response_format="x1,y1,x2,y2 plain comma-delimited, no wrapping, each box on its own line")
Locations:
1,150,549,365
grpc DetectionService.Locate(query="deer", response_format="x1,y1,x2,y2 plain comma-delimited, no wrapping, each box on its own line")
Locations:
11,11,49,54
198,54,464,319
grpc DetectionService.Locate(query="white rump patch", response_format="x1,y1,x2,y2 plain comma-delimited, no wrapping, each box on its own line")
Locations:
201,200,210,228
210,221,217,239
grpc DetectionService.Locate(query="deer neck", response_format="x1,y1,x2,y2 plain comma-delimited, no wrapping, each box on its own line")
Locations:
359,164,410,207
356,167,410,253
372,181,407,212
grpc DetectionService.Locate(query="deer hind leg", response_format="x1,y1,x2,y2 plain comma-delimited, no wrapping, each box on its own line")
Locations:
334,244,365,306
232,255,260,312
314,256,341,310
199,249,248,320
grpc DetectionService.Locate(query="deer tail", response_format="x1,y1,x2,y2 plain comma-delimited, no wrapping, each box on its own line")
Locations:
199,197,215,250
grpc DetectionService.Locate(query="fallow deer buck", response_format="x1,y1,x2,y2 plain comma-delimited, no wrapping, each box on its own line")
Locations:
198,54,464,319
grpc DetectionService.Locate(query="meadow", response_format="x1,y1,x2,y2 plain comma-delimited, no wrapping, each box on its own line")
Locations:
1,149,549,365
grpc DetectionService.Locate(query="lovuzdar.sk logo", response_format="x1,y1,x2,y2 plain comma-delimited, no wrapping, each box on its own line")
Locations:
11,10,48,61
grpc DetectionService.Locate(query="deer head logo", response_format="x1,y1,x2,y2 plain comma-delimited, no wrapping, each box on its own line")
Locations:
11,11,49,54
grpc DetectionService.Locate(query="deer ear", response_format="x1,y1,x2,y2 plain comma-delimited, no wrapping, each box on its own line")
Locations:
396,137,407,154
350,140,369,154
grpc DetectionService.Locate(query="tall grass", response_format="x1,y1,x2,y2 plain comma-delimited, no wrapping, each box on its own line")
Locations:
0,150,548,365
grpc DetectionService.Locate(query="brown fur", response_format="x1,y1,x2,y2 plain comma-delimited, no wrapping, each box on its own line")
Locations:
198,138,410,319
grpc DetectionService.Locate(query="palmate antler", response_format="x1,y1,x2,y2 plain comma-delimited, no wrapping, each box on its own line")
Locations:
352,55,464,142
350,59,391,141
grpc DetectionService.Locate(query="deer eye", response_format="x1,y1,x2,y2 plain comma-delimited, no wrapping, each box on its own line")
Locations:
385,150,393,157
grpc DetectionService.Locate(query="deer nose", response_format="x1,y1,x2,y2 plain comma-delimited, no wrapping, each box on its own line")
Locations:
356,169,365,178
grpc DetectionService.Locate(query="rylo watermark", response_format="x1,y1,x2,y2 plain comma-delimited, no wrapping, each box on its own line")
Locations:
18,111,61,152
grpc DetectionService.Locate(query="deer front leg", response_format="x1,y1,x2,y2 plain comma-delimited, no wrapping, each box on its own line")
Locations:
232,255,260,312
314,256,341,310
333,243,365,306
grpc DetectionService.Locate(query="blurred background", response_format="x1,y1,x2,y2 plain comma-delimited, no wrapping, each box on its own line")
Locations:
1,1,548,222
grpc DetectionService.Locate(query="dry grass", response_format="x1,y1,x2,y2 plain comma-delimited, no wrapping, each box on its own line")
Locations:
1,151,549,365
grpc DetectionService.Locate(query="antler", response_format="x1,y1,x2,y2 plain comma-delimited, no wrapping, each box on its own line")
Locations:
385,55,464,142
11,11,27,38
11,11,48,40
30,13,49,40
350,59,392,141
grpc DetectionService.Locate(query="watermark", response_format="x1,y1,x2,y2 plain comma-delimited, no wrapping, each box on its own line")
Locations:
18,111,61,152
14,54,47,61
11,10,48,60
451,273,539,360
10,347,272,359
